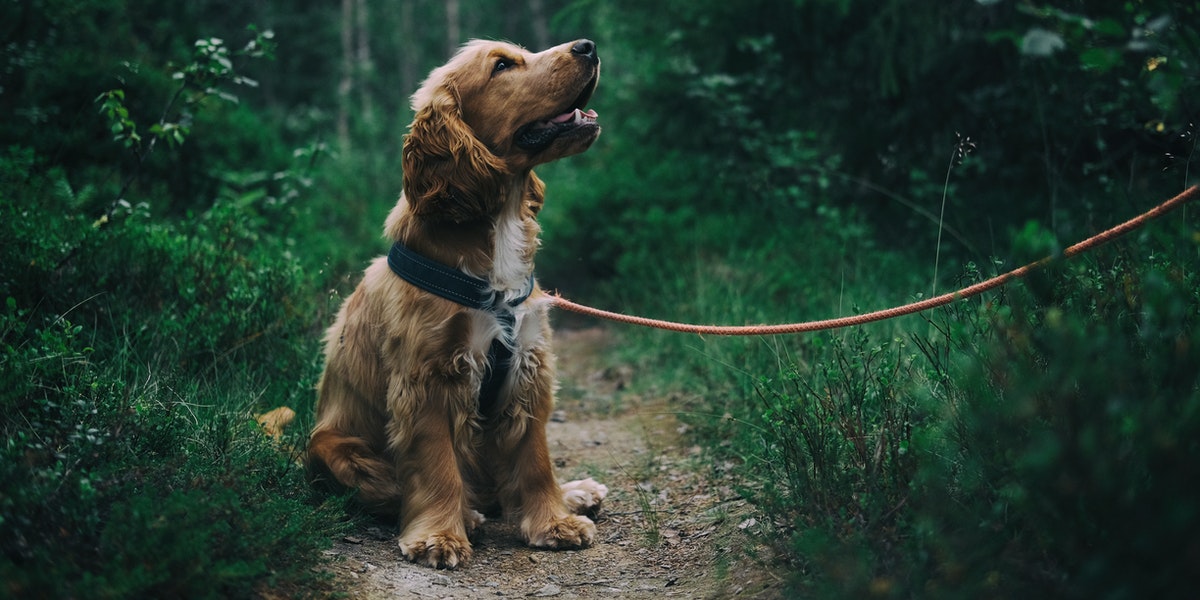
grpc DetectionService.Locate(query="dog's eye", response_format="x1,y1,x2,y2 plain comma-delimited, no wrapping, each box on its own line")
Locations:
493,58,513,74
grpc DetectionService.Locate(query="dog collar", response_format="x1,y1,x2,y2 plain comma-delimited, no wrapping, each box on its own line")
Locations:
387,241,534,310
386,241,534,413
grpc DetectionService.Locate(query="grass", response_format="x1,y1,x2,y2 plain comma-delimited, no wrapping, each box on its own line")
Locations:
593,186,1200,597
0,302,349,598
0,142,360,597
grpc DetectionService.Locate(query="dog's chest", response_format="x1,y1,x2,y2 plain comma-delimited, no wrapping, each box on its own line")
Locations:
466,299,546,411
466,300,543,359
489,192,538,303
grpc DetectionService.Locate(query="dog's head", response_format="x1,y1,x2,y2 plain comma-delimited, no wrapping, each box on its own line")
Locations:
402,39,601,222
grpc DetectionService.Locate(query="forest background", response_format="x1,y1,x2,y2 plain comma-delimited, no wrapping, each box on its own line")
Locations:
2,0,1198,597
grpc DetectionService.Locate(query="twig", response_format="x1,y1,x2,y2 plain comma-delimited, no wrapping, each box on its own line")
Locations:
561,580,619,587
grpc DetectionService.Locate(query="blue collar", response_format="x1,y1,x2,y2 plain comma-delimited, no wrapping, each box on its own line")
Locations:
386,241,534,414
387,241,534,310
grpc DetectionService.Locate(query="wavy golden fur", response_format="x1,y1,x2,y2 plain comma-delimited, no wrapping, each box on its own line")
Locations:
306,39,607,569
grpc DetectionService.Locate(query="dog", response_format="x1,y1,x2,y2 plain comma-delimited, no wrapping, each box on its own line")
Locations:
306,39,608,569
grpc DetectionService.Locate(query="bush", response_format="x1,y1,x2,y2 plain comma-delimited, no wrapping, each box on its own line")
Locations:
755,328,916,531
907,246,1200,599
0,17,360,595
0,88,343,597
0,154,346,595
0,295,346,598
744,235,1200,598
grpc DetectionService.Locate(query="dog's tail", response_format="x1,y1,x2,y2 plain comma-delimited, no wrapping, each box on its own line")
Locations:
256,406,296,440
307,428,405,515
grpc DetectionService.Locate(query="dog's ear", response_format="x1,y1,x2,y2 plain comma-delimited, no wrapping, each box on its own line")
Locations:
524,171,546,217
402,86,506,223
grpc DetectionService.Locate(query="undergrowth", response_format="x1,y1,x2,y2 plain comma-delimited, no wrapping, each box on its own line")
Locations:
0,152,350,596
0,28,358,597
609,205,1199,598
0,305,345,598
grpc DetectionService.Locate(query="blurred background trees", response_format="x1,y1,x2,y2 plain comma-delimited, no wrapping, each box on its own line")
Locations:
4,0,1194,283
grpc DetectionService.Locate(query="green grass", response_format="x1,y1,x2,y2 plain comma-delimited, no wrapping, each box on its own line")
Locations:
596,198,1200,597
0,299,348,598
0,144,354,598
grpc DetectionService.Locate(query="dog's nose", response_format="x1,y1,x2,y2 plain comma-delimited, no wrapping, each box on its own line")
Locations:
571,39,597,62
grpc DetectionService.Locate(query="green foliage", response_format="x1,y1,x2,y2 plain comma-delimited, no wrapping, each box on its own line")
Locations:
0,175,343,595
543,0,1198,299
0,15,344,596
753,328,917,551
92,28,275,156
0,297,345,598
680,238,1198,599
0,146,322,383
96,89,144,149
905,248,1200,599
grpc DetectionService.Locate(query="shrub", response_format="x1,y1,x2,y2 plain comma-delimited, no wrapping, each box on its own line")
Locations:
0,126,342,600
751,236,1200,598
0,144,344,594
908,246,1200,598
754,328,917,535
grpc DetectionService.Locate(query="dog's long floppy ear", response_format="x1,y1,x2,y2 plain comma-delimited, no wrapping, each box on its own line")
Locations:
402,85,507,223
524,171,546,217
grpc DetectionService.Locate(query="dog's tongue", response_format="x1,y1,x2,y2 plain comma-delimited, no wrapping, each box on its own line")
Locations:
551,108,599,123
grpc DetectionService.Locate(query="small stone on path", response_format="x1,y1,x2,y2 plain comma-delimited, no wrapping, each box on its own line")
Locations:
528,583,561,597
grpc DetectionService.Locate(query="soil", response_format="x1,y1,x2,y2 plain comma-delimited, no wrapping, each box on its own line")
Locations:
317,327,782,599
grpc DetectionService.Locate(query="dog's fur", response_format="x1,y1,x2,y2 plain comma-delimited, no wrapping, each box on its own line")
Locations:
307,39,607,569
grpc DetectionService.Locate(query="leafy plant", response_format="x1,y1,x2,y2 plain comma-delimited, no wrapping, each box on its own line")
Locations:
90,27,277,229
906,247,1200,599
0,295,347,598
0,22,343,598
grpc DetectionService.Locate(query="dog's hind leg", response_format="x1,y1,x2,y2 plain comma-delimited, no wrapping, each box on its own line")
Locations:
307,428,404,514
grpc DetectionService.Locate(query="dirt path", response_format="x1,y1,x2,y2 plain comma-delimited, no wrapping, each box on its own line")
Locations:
320,327,781,598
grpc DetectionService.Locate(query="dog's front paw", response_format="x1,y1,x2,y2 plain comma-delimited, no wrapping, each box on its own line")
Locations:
561,477,608,518
524,514,596,549
398,531,472,569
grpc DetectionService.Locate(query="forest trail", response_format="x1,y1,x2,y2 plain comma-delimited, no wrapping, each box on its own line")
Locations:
318,327,782,598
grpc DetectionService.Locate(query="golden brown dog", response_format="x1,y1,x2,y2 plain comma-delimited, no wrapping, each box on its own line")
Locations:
307,39,608,569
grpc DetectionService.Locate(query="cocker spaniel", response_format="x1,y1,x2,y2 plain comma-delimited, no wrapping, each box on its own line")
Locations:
307,39,608,569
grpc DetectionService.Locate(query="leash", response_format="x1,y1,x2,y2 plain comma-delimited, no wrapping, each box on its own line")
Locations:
550,185,1199,335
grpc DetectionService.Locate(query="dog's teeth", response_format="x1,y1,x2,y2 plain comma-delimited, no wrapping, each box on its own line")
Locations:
572,108,598,124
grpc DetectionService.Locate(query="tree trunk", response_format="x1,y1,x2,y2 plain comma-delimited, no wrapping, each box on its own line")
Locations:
529,0,549,49
398,0,416,98
337,0,354,150
445,0,460,58
355,0,372,121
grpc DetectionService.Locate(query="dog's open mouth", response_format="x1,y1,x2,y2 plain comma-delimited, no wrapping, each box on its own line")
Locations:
515,76,600,152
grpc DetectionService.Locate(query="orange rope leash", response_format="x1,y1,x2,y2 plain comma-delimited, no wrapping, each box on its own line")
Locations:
550,185,1199,335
